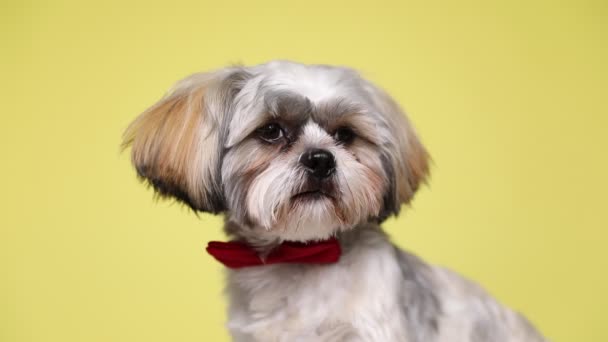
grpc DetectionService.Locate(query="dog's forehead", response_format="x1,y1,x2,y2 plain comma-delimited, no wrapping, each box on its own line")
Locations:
254,61,360,103
264,91,361,123
265,91,312,122
226,62,375,147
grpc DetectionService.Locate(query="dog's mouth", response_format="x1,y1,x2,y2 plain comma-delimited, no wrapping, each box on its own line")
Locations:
291,190,333,201
292,179,337,202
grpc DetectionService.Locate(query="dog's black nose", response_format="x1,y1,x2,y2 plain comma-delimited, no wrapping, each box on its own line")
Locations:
299,149,336,179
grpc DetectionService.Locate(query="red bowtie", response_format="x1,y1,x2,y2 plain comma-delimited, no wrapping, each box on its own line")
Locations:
206,237,341,269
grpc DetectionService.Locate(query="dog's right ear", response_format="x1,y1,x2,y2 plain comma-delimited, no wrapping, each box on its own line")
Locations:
121,68,249,213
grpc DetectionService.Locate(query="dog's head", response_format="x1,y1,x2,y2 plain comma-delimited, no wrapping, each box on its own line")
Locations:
123,61,429,241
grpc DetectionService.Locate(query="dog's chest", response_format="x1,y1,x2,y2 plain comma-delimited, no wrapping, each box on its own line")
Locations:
225,240,407,342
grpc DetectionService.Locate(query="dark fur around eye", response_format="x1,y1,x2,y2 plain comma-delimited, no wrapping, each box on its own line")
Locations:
334,126,356,144
256,123,284,143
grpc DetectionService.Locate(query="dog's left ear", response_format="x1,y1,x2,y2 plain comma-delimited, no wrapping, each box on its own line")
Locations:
365,83,430,217
122,68,249,212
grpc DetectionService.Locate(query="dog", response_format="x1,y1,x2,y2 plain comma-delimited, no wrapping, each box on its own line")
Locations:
122,60,547,341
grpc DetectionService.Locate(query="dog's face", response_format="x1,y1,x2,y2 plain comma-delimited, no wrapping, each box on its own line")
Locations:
123,61,429,241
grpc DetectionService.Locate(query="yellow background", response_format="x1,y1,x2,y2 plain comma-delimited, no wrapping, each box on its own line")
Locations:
2,0,607,341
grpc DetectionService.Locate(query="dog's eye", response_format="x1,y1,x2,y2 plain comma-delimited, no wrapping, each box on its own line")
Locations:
334,127,355,144
257,123,284,142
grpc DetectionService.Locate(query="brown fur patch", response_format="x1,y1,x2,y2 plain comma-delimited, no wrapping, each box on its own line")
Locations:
122,82,220,211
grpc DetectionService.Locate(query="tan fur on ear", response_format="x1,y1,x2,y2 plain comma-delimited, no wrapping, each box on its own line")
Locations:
398,120,430,203
364,83,430,205
122,73,226,211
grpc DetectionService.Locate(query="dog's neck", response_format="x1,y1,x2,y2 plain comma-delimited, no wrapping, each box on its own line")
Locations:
222,218,381,256
222,219,283,255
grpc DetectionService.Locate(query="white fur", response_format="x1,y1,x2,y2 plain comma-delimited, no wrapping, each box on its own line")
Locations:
226,227,408,341
124,60,547,342
225,226,546,342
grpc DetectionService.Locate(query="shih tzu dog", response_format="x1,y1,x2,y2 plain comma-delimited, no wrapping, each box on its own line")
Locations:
122,60,546,341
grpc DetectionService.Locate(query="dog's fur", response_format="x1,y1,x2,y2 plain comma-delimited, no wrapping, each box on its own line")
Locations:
123,60,546,341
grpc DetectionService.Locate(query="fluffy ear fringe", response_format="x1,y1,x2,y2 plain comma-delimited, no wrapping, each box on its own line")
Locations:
121,72,231,212
399,119,431,204
366,83,431,219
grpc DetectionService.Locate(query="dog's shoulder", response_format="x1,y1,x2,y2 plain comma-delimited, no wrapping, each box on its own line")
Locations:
392,246,547,342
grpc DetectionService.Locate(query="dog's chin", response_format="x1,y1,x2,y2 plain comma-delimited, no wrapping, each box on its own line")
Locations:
244,180,378,242
261,192,342,242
